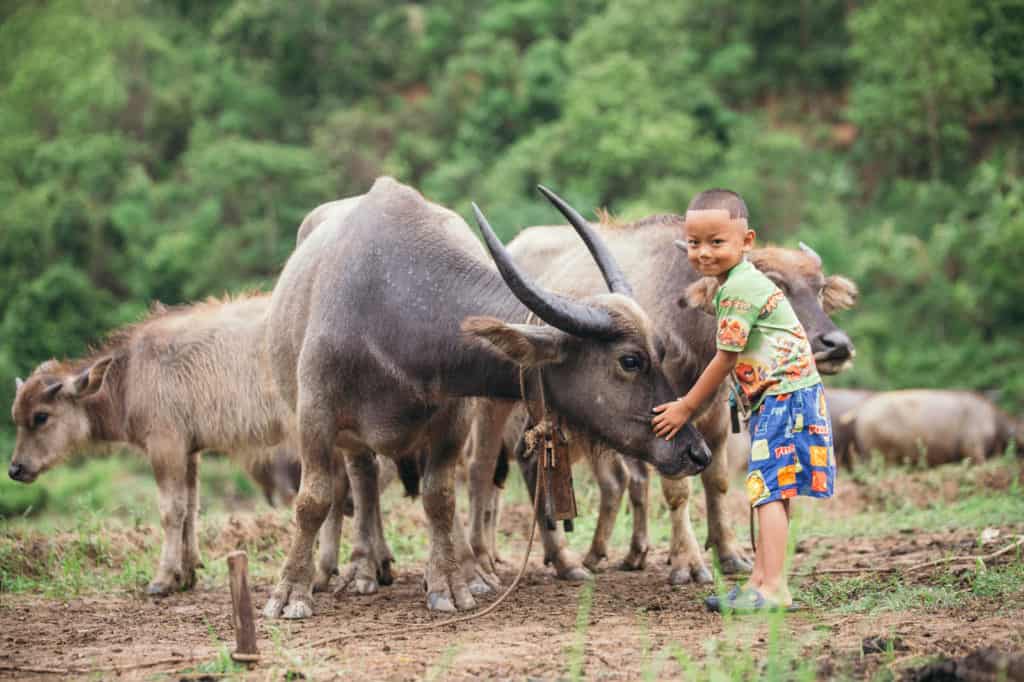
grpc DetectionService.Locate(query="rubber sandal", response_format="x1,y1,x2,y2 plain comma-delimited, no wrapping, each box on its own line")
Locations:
704,585,748,613
724,589,802,615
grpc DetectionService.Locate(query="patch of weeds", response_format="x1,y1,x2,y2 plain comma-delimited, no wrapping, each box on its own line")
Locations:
182,645,247,677
801,571,967,614
964,559,1024,601
565,579,594,682
424,643,460,682
672,611,818,681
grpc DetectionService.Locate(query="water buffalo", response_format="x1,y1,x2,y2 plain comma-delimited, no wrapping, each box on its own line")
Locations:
847,389,1019,466
824,387,875,469
8,294,364,596
466,215,858,585
261,177,711,619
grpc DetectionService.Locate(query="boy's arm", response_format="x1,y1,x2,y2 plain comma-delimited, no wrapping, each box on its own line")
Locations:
651,349,738,440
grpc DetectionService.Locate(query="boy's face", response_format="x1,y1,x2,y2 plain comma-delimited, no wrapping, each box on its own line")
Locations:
682,209,755,280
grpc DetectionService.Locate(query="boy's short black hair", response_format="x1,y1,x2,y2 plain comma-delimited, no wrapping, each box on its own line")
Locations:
687,188,748,220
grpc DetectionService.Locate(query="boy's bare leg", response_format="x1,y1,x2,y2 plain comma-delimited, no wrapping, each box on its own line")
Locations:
754,500,791,605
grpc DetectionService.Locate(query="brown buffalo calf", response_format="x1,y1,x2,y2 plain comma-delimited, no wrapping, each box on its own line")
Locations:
8,294,315,596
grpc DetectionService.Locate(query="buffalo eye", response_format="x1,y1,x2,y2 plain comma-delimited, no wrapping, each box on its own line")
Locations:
618,354,643,372
32,412,49,428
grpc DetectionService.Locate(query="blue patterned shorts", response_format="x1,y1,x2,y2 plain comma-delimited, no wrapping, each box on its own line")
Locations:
745,382,835,508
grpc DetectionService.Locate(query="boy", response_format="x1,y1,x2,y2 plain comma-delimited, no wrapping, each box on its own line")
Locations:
651,189,834,612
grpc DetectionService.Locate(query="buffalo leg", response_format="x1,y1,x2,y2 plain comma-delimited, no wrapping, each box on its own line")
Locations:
334,450,392,595
264,394,337,620
313,455,349,592
661,476,713,585
147,435,190,596
702,437,752,575
422,441,476,612
518,451,590,582
466,400,514,585
181,450,203,589
619,457,650,571
583,449,626,572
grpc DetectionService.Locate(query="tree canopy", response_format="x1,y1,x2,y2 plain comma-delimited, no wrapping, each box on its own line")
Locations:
1,0,1022,455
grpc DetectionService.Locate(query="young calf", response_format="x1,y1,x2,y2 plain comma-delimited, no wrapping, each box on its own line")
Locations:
7,295,327,596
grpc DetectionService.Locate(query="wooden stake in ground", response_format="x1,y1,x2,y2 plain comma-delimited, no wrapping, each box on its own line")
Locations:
226,550,260,663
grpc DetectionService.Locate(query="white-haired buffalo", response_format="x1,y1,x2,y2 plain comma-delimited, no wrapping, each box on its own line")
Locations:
464,214,858,586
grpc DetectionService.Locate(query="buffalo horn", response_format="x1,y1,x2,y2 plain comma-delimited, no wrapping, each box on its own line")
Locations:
536,185,634,297
15,377,23,392
471,203,619,339
798,241,823,267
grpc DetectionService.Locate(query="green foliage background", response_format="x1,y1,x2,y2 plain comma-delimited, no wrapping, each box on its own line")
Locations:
1,0,1022,458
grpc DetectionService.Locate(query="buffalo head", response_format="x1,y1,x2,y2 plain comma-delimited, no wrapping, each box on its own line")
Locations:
464,188,711,478
678,242,858,375
9,358,112,483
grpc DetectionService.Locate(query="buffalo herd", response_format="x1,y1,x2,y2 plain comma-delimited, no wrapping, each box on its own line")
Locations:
8,178,1020,621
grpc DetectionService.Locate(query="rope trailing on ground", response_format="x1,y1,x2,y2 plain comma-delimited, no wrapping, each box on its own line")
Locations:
303,444,548,650
305,354,557,650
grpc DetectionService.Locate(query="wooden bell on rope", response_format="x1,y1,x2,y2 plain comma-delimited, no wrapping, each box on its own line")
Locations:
541,417,578,533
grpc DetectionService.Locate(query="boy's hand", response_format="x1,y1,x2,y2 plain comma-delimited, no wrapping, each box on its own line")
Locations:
651,398,695,441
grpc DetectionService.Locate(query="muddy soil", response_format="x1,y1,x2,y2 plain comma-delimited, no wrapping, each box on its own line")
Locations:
1,467,1022,681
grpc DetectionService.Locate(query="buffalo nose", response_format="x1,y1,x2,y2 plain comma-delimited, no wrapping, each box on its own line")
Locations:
689,441,712,468
819,330,853,359
8,462,23,480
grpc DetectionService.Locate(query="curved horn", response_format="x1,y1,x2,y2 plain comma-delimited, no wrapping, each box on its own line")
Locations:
799,241,822,268
536,185,634,297
471,203,619,339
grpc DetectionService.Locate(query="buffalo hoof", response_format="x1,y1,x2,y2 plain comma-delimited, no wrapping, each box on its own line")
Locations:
313,566,339,593
333,558,381,596
558,566,593,583
719,556,753,575
353,577,379,595
619,545,649,572
378,559,394,587
468,574,501,596
669,565,714,586
145,581,174,597
282,601,314,620
427,592,457,613
583,551,607,573
264,580,314,620
424,564,476,612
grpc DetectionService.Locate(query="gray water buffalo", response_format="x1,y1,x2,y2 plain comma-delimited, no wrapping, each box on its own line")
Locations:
847,390,1019,466
466,215,858,585
824,387,875,469
8,294,370,596
261,177,711,619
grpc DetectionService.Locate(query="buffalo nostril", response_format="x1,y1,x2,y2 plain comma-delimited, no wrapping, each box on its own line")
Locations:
819,330,853,359
689,444,711,468
8,463,22,480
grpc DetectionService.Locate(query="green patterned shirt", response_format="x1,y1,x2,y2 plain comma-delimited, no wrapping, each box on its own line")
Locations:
713,259,821,409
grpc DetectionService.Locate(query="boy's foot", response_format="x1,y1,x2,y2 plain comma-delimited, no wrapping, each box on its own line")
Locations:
706,588,803,614
703,585,747,612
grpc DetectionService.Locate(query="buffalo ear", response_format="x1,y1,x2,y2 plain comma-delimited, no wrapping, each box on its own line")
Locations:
69,357,113,398
461,317,565,367
678,277,718,315
15,377,24,392
822,275,858,313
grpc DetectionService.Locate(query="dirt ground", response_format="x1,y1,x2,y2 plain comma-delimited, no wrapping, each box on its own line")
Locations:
1,465,1023,681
